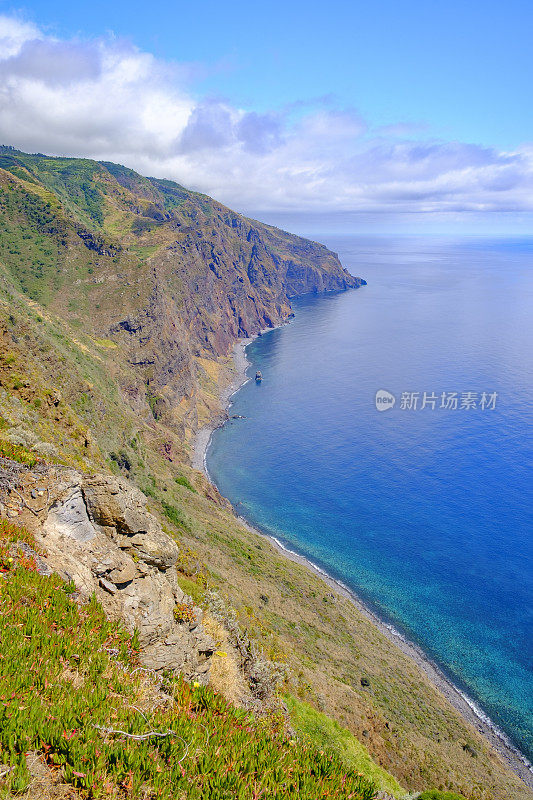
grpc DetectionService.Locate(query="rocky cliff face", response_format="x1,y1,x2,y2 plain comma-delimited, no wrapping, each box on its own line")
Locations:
0,149,365,439
0,146,366,708
109,210,362,432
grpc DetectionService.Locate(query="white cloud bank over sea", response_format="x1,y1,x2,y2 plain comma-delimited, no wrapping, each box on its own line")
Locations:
1,14,532,228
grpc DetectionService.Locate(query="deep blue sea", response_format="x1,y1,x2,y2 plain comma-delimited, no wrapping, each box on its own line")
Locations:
207,236,533,762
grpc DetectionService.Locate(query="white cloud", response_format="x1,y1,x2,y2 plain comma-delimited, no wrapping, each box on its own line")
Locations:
0,16,39,58
0,14,532,216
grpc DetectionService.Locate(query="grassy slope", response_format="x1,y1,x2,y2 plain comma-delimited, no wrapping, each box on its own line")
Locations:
0,148,530,799
285,695,405,798
0,519,377,800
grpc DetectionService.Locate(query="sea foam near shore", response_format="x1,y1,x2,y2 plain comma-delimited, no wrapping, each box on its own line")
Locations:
195,327,532,788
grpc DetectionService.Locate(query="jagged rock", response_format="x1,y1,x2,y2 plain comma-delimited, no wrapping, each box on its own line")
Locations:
38,472,214,682
82,475,180,570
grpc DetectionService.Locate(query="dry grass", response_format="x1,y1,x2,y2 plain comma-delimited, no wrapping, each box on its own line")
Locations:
203,611,248,706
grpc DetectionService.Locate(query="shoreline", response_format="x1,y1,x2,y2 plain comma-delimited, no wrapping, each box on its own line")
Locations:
192,331,533,790
192,336,254,473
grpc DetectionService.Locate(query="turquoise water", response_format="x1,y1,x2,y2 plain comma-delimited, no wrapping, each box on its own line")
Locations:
207,236,533,762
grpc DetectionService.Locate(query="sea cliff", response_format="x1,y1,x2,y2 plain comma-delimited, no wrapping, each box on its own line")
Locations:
0,147,530,800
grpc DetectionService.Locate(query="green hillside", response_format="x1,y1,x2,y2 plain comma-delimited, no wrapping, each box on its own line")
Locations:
0,148,529,800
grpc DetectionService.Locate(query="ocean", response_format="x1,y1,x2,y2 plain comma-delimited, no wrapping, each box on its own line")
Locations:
206,235,533,763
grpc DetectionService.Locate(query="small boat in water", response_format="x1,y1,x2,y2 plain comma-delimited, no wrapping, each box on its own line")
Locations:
255,371,263,382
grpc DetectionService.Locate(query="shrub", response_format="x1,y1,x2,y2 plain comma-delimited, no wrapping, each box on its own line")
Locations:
109,449,132,471
142,483,157,499
173,601,196,624
145,388,164,420
161,501,188,530
175,474,197,493
204,589,287,702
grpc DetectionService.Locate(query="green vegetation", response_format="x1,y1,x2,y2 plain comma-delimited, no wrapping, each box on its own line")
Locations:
175,475,197,492
176,573,206,606
0,521,377,799
173,600,196,624
0,151,104,227
0,517,36,548
161,501,189,530
92,337,118,349
285,695,405,798
109,449,132,471
0,147,529,799
145,387,165,421
0,438,39,467
0,183,62,303
418,792,468,800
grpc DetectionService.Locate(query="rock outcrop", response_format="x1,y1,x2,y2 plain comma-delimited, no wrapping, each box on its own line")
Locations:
35,471,215,681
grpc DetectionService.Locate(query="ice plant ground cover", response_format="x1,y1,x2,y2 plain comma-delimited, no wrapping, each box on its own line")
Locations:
0,519,377,800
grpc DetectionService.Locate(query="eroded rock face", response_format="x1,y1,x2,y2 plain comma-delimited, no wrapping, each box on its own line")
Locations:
82,475,180,571
108,211,366,432
38,472,214,682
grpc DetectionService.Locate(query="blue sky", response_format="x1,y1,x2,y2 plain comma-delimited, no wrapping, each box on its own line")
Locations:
18,0,531,150
0,1,532,232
